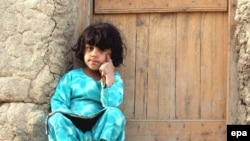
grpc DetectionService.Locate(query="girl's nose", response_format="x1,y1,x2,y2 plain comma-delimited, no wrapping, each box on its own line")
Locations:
90,48,99,57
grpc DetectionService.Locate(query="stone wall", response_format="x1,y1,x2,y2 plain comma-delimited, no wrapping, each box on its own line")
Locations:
235,0,250,124
0,0,79,140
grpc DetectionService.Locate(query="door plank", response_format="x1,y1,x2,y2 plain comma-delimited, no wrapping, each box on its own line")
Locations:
134,14,177,120
126,120,226,141
176,13,201,119
211,12,227,119
135,14,150,119
95,0,228,13
156,14,176,120
200,12,228,120
200,13,214,119
146,14,161,119
116,15,137,119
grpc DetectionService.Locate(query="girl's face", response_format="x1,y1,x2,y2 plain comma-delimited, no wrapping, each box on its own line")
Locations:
84,44,111,71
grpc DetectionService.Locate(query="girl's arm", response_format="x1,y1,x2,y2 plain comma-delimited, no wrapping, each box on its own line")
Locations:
50,73,72,114
101,72,124,107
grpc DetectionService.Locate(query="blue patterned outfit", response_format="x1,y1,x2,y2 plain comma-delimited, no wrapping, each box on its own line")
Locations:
46,68,126,141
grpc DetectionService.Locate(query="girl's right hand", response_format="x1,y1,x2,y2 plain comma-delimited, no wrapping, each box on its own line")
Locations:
99,55,115,87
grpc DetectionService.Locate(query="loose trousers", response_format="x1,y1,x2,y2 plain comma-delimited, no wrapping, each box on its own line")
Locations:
47,107,126,141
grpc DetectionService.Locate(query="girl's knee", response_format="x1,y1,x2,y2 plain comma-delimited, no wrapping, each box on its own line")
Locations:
104,107,126,125
47,112,67,126
105,107,123,116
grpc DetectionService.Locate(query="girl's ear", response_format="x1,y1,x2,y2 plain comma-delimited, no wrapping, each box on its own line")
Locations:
107,49,111,55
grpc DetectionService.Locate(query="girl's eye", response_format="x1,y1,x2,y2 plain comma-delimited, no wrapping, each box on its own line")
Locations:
86,46,94,51
104,49,109,52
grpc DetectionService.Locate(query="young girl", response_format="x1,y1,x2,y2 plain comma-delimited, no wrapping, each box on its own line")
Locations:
46,22,126,141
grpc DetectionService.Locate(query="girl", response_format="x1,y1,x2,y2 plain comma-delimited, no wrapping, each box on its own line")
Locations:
46,22,126,141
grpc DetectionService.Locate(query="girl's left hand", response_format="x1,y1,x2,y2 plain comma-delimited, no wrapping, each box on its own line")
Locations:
99,55,115,87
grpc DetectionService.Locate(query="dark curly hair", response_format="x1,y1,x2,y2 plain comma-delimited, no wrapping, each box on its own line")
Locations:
72,22,126,67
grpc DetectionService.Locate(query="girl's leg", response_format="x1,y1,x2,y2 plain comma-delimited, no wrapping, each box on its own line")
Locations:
47,112,83,141
92,107,126,141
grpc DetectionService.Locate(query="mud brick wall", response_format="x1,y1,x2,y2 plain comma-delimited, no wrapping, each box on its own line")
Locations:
0,0,79,140
235,0,250,124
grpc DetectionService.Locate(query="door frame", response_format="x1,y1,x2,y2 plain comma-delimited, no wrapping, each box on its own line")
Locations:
227,0,238,124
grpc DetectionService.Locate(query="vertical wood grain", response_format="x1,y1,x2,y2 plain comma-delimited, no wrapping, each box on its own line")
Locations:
135,14,150,119
176,13,201,119
211,12,227,119
157,14,176,120
200,12,227,120
146,14,161,119
200,13,214,119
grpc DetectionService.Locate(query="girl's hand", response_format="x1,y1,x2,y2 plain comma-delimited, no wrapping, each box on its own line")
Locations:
99,55,115,87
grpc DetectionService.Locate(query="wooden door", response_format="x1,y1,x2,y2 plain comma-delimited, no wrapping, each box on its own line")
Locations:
91,0,228,140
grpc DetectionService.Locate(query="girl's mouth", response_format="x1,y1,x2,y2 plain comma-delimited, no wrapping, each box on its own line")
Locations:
89,59,101,65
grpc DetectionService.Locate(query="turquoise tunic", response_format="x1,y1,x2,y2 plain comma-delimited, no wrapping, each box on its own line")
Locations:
46,68,126,141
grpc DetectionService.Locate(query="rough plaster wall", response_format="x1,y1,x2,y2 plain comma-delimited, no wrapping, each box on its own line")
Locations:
0,0,79,140
235,0,250,124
